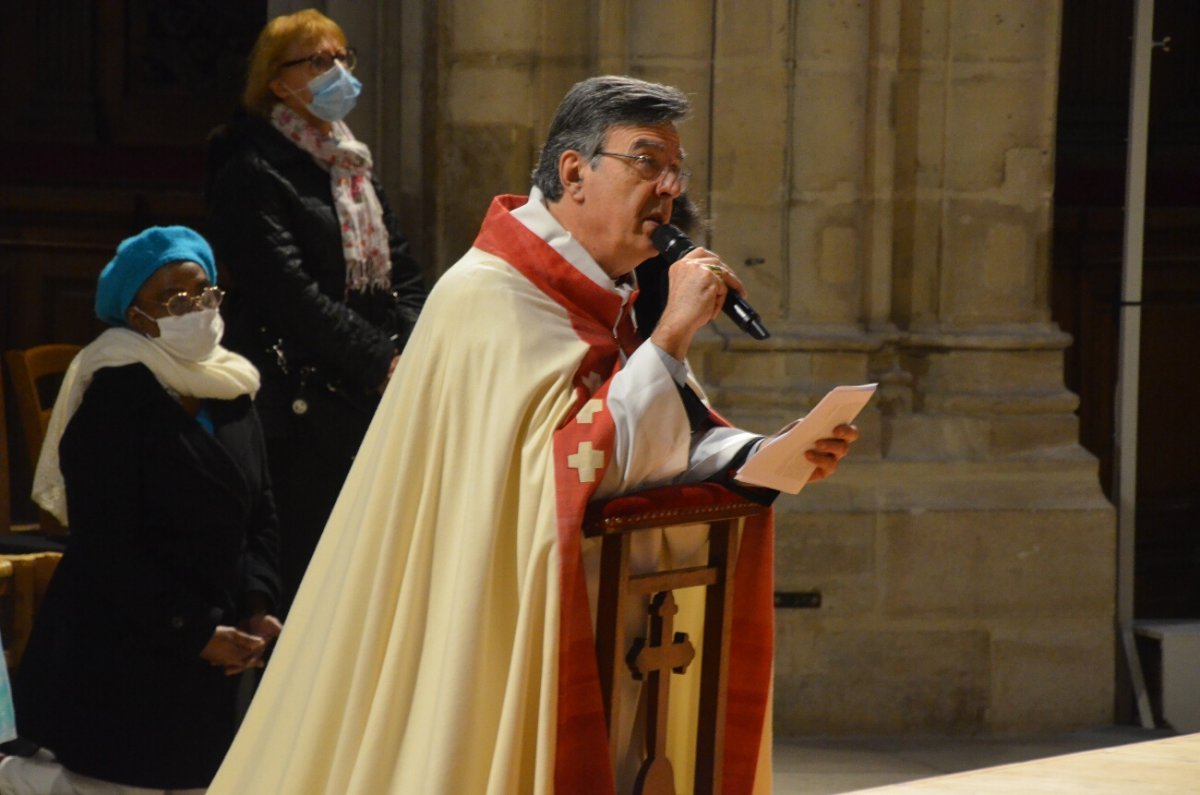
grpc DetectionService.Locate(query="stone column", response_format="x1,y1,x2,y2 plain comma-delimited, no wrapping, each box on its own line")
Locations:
691,0,1116,734
424,0,599,270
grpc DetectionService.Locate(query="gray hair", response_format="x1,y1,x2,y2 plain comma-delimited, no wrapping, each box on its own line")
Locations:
531,75,690,201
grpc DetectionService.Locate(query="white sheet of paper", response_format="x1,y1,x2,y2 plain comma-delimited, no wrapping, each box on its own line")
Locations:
734,383,877,494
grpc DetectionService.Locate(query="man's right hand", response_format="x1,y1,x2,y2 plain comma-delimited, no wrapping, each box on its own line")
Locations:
649,248,747,360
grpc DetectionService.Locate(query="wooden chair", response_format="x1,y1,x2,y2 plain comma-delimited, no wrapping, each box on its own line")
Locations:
1,360,42,538
0,552,62,671
4,345,82,536
1,361,15,534
584,483,769,795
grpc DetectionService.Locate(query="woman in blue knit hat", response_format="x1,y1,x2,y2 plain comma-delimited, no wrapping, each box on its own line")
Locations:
0,226,283,794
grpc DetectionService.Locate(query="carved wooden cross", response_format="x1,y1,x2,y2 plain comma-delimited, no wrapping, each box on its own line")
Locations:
626,590,696,795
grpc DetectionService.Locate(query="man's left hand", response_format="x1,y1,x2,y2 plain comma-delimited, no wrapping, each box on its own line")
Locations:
805,423,859,483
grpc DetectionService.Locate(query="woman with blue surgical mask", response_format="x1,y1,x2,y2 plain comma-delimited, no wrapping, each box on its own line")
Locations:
204,10,427,611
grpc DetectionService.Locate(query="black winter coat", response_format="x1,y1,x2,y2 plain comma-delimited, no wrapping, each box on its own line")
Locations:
14,364,281,790
204,114,427,424
204,113,427,604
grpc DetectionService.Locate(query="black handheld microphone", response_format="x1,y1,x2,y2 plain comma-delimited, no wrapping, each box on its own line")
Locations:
650,224,770,340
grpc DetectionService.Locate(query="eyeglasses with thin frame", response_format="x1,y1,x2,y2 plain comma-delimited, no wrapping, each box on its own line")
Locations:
278,47,357,74
595,151,691,193
156,286,225,317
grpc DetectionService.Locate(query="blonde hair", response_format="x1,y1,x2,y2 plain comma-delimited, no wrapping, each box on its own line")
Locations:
242,9,347,117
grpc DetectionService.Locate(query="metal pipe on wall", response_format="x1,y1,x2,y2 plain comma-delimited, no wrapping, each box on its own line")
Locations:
1115,0,1157,730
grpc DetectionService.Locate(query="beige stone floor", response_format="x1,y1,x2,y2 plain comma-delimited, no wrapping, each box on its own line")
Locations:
772,726,1177,794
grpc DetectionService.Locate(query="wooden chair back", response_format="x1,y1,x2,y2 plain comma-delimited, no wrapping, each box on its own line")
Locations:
4,345,81,471
2,363,70,546
0,365,11,533
4,345,82,535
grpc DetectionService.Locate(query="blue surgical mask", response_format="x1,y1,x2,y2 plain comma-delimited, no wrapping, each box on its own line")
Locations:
301,63,361,122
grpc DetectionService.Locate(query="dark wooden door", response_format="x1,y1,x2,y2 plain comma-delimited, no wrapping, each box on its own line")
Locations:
1053,0,1200,618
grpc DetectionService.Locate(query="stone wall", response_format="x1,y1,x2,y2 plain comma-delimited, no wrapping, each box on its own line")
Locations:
698,0,1115,736
290,0,1116,735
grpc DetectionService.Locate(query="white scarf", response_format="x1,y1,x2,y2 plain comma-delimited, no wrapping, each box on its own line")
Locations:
270,104,392,294
32,327,261,526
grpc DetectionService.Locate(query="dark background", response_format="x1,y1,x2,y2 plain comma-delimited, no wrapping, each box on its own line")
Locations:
1053,0,1200,618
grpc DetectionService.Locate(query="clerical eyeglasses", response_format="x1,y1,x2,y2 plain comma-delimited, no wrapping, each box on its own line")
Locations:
595,151,692,193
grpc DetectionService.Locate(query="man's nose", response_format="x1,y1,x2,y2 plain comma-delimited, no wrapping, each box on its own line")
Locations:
656,174,683,198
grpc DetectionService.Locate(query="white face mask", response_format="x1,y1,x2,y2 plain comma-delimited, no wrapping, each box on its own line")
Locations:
148,308,225,362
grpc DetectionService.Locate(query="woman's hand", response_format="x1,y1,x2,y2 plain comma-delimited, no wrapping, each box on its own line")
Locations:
243,613,283,644
234,613,283,674
201,625,267,676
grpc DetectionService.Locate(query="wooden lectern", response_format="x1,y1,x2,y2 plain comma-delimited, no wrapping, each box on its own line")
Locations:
583,482,769,795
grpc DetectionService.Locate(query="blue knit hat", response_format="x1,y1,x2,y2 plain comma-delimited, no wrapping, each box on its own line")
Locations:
95,226,218,326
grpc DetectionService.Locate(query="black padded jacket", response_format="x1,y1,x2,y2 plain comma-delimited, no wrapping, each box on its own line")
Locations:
204,113,426,417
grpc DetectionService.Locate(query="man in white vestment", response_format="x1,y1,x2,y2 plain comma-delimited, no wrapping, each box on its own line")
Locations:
209,74,857,795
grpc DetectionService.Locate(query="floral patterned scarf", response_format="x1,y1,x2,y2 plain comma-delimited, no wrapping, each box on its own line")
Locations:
270,104,392,294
